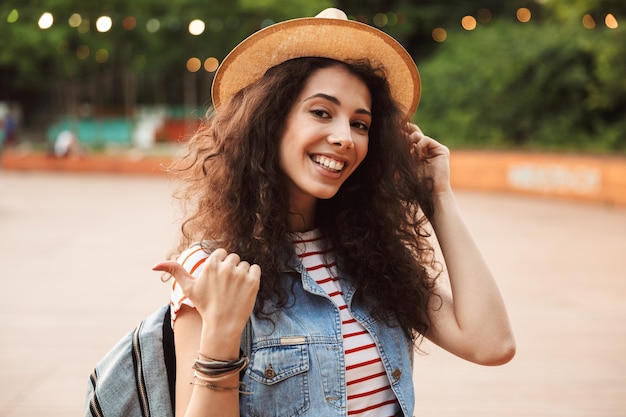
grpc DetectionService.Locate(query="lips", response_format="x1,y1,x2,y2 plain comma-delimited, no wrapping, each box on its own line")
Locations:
311,154,346,172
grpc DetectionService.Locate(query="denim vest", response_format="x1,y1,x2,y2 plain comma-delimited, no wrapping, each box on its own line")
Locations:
239,257,415,417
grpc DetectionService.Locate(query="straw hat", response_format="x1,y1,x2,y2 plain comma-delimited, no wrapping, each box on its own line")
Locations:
212,8,421,115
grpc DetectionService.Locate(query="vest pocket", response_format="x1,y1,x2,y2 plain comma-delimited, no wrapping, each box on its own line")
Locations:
243,343,310,417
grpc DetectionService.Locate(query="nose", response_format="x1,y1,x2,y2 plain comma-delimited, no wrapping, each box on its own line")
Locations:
328,120,353,149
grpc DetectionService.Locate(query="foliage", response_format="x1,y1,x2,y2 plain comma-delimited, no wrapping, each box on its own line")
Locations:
416,20,626,152
1,0,625,152
542,0,626,23
0,0,332,117
335,0,543,60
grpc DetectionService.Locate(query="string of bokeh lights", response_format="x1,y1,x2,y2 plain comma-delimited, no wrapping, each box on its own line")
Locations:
5,8,621,72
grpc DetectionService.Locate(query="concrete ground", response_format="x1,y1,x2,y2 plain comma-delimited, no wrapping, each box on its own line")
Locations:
0,170,624,417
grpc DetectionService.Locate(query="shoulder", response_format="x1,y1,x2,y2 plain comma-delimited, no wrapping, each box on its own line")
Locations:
176,242,211,276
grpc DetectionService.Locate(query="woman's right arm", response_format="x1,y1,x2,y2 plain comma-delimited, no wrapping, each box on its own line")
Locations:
174,306,242,417
153,249,261,417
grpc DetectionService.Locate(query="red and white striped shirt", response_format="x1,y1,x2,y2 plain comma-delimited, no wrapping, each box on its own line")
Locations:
170,244,207,326
170,233,400,416
292,229,399,417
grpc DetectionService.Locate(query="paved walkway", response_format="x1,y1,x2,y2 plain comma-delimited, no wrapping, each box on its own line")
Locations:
0,171,624,417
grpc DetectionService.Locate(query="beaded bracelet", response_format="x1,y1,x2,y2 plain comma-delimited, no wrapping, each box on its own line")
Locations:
193,368,241,383
192,355,249,377
191,370,252,394
190,379,241,392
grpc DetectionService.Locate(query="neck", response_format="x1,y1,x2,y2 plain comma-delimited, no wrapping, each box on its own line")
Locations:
287,199,316,232
288,211,315,232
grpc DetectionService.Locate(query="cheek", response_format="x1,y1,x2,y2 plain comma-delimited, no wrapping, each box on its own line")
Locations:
355,139,369,166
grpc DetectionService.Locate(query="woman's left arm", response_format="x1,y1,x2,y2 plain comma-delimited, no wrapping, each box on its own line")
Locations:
409,124,516,366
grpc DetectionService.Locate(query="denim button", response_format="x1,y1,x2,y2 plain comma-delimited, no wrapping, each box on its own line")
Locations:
264,364,276,379
392,368,402,380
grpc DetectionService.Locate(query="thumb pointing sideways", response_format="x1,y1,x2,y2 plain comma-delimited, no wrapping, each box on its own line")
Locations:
152,261,193,286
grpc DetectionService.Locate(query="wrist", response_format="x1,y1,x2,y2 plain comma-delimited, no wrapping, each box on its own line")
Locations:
429,188,458,224
199,324,242,360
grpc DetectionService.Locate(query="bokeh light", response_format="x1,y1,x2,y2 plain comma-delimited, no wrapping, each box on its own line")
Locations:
96,16,112,33
123,16,136,30
605,14,618,29
78,19,89,33
186,57,201,72
68,13,82,28
582,14,596,29
188,19,205,35
95,49,109,63
7,9,19,23
517,8,532,23
38,12,54,29
373,13,388,27
432,27,447,42
260,19,274,29
204,57,219,72
461,16,477,31
146,18,160,33
76,45,90,60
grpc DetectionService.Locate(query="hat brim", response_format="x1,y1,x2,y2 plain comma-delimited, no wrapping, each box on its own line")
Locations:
212,17,420,116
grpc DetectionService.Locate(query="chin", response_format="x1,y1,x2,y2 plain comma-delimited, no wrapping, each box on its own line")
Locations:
314,188,341,200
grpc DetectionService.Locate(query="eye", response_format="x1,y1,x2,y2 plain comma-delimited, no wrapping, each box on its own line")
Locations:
310,109,330,119
351,121,370,132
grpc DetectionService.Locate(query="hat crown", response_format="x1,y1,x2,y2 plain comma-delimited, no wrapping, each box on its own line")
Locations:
212,8,421,115
315,8,348,20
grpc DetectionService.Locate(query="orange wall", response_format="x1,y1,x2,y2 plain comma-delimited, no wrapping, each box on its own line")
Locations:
3,150,626,207
450,151,626,207
1,152,170,176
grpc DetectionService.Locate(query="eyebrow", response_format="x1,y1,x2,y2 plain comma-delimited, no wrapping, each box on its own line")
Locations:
304,93,372,116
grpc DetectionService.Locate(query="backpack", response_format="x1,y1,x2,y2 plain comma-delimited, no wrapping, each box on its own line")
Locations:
85,305,252,417
85,305,176,417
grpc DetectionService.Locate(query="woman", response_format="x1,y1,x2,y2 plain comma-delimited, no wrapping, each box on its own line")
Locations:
153,8,515,417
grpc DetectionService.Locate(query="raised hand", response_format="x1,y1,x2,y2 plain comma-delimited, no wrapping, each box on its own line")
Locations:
152,248,260,334
406,123,451,195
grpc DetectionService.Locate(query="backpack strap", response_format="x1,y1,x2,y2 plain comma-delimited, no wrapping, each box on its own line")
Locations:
162,307,176,415
86,305,173,417
131,320,151,417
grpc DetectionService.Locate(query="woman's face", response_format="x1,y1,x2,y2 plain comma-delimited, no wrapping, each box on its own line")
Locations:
279,65,371,213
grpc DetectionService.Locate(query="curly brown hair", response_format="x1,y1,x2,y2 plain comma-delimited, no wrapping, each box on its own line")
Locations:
169,57,439,340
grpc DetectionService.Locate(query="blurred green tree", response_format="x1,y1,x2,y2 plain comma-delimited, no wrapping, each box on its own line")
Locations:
0,0,332,123
416,19,626,152
1,0,624,152
334,0,544,59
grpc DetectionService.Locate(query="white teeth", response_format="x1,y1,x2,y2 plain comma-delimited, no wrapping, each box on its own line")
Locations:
312,155,345,172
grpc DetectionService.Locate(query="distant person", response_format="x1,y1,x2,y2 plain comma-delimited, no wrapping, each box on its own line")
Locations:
3,112,16,148
150,8,515,417
54,130,81,157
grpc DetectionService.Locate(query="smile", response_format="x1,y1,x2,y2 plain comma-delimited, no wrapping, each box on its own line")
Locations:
311,155,346,172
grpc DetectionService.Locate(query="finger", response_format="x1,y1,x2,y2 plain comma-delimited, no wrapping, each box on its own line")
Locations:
248,264,262,280
245,264,262,295
406,122,423,136
416,136,450,161
208,248,228,264
152,261,195,289
152,260,182,275
236,260,251,271
413,137,434,159
223,252,241,268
